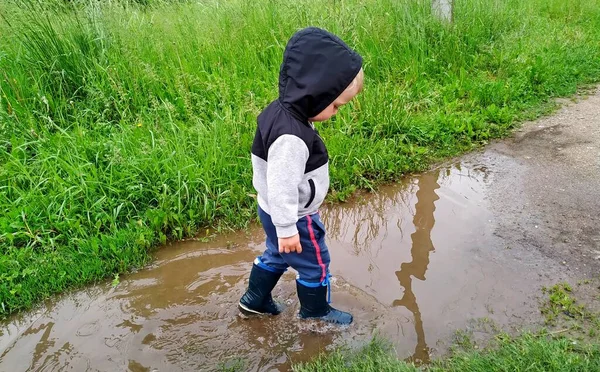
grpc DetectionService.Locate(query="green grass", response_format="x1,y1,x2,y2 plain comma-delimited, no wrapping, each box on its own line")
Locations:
540,282,600,343
2,0,600,316
436,334,600,371
293,337,419,372
541,283,587,325
292,334,600,372
293,285,600,371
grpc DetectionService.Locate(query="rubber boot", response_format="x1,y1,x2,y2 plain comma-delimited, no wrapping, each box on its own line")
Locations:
238,258,284,316
296,280,353,325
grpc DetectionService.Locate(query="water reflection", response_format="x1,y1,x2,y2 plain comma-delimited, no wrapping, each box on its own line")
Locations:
322,169,443,363
323,182,412,256
1,161,555,372
392,171,440,364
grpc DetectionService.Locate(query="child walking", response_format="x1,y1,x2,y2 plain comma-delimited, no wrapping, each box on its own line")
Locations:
239,27,364,325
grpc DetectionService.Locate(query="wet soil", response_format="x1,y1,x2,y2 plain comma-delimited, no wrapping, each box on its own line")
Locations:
1,89,599,371
487,89,600,278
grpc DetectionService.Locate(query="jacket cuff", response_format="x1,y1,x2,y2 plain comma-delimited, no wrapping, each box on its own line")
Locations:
275,224,298,238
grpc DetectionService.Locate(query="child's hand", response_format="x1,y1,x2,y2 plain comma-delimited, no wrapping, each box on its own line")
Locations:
279,234,302,254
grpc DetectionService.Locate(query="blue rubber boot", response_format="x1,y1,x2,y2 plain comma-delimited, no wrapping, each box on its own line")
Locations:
296,280,353,325
238,258,284,316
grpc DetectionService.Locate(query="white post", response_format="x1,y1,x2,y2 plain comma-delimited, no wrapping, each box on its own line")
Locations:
432,0,454,22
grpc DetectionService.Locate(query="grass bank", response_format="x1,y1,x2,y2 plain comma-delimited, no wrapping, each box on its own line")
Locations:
292,334,600,372
2,0,600,316
293,281,600,371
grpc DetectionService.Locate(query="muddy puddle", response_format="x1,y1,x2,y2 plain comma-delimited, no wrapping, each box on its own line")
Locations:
0,161,568,372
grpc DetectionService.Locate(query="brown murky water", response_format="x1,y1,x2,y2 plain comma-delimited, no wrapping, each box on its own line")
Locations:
0,162,564,371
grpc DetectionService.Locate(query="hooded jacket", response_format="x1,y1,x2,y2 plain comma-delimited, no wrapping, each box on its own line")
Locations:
251,27,363,238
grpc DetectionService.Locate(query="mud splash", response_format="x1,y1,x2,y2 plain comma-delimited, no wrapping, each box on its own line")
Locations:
0,162,565,371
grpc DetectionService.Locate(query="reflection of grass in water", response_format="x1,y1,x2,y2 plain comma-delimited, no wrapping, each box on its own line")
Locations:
217,357,247,372
322,163,488,256
321,180,413,254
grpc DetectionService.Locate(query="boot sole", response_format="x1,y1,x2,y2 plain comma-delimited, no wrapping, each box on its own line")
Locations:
298,313,353,325
238,302,266,316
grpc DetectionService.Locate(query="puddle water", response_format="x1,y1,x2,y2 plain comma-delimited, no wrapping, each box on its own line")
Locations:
0,162,561,371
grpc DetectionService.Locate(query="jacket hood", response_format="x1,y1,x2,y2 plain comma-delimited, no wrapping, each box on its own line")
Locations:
278,27,363,121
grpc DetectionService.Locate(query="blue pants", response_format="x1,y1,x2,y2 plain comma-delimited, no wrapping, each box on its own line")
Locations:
257,207,330,284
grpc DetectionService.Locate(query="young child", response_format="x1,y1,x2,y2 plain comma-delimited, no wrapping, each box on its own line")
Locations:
239,27,364,325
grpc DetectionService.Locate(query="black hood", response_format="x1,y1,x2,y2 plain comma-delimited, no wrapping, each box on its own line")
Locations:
278,27,363,121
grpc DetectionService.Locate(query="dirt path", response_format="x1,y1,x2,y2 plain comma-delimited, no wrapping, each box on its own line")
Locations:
482,88,600,277
1,89,599,372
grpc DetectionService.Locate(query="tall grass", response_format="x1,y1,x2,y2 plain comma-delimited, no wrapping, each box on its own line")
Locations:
1,0,600,316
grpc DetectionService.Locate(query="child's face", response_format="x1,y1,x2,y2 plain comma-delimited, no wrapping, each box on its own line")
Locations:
309,90,356,122
309,69,364,122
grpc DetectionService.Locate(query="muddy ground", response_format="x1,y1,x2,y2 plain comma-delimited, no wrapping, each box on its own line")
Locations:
1,89,599,371
486,89,600,277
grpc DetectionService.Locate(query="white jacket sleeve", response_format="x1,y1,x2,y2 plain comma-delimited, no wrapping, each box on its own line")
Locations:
266,134,309,238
